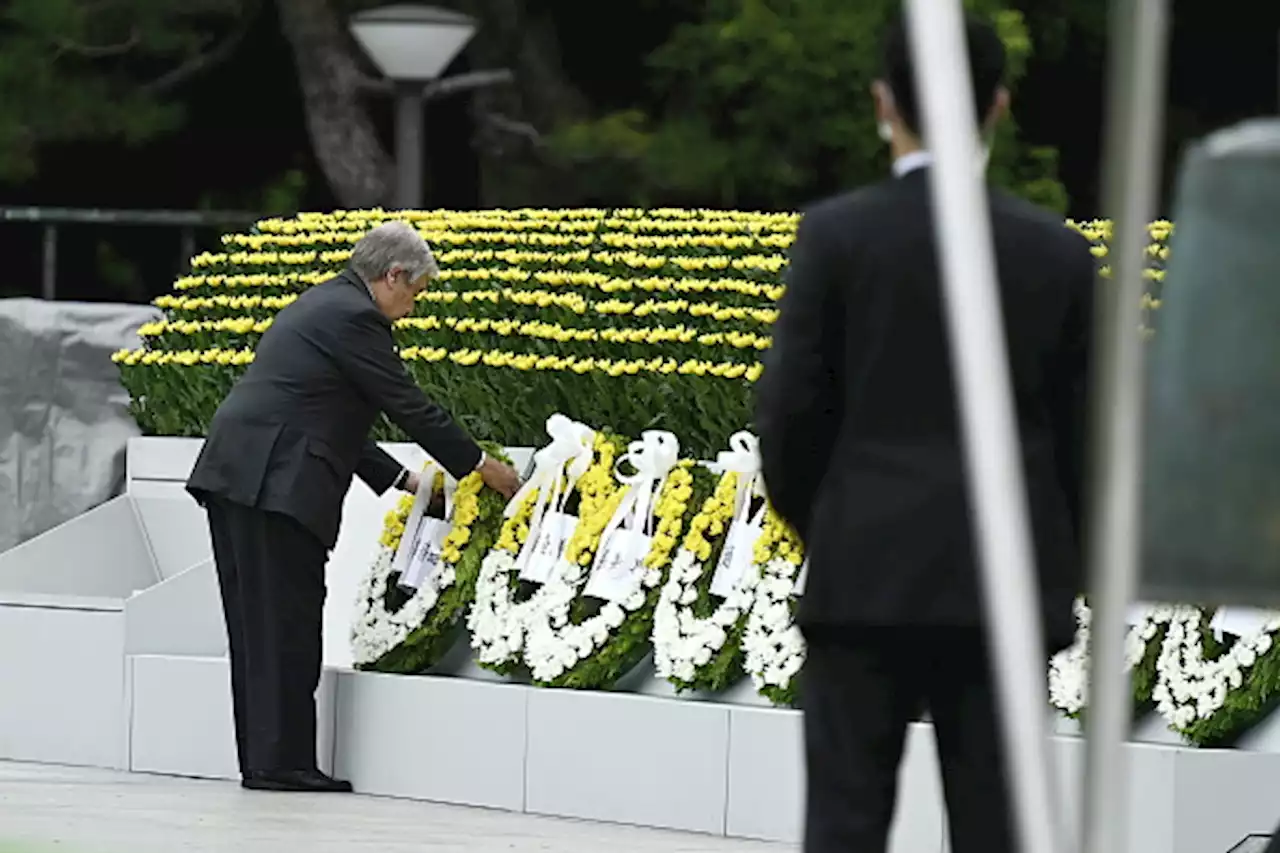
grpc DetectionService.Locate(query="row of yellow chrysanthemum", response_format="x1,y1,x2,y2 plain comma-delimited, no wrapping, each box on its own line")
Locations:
137,315,774,351
170,270,785,301
223,230,795,252
187,248,790,276
154,291,781,324
112,346,764,380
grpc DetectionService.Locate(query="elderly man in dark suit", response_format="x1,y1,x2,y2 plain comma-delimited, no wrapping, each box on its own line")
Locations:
755,15,1095,853
188,221,521,793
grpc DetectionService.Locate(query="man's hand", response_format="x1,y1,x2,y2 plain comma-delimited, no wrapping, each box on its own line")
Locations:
402,470,421,494
478,456,521,499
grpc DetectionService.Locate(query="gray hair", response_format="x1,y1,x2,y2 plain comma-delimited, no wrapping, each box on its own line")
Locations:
350,221,439,283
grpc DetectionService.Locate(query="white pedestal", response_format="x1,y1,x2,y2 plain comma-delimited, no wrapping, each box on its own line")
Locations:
333,670,527,810
524,689,731,835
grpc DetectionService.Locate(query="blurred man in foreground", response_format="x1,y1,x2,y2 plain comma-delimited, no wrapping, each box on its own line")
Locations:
755,15,1095,853
188,222,520,793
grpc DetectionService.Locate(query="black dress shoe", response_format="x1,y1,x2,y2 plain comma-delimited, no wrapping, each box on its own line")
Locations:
241,769,353,793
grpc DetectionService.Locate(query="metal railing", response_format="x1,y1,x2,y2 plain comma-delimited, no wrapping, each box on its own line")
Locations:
0,207,261,300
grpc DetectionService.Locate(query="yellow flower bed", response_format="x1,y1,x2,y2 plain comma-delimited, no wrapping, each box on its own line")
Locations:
113,209,1174,455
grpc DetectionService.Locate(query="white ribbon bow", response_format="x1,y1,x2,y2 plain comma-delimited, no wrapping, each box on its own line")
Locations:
509,414,596,566
715,430,766,516
603,430,681,544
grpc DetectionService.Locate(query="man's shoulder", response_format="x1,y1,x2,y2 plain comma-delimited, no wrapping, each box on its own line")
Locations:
290,272,383,325
991,191,1093,260
800,179,899,226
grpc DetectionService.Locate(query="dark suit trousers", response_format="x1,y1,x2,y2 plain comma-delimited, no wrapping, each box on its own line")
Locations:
204,496,327,775
801,626,1018,853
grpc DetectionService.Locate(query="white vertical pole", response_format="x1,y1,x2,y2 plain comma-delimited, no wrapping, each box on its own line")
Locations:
1082,1,1169,852
902,4,1065,853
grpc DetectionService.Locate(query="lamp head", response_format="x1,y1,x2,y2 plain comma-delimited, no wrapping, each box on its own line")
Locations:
349,3,477,82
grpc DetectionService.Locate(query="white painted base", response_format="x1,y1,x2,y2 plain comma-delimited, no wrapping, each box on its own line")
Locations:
0,597,128,769
525,689,731,835
333,670,527,810
128,655,338,780
116,656,1280,852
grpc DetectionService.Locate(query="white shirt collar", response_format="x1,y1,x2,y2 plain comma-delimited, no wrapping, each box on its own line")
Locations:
892,150,934,178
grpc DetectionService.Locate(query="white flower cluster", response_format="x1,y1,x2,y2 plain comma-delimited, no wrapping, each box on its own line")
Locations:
742,557,806,693
350,547,456,666
653,548,757,685
1047,599,1280,736
1153,607,1280,730
1046,598,1167,716
523,556,662,683
468,549,538,668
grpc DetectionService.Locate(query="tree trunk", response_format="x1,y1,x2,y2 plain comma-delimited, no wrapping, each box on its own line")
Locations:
274,0,391,208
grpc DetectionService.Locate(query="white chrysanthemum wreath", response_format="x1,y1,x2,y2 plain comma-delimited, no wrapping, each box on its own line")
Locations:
467,415,607,677
741,508,808,706
351,453,505,673
653,431,768,693
1046,598,1176,718
1153,606,1280,737
521,431,709,688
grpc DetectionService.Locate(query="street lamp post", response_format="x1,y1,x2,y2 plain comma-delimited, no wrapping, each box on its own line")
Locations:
350,4,479,210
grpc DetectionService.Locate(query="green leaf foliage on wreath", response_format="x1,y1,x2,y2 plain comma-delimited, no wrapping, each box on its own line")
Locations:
1176,616,1280,748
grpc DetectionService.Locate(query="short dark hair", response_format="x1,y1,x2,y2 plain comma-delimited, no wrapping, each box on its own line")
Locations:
880,13,1007,137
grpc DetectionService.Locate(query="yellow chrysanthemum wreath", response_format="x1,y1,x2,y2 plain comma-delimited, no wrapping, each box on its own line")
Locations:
519,450,714,689
468,425,626,677
350,447,508,673
653,466,763,693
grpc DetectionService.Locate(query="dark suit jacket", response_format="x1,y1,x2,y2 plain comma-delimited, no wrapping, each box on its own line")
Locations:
755,167,1095,651
187,269,482,549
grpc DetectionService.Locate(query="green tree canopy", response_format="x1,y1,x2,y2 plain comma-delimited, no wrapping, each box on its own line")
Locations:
0,0,260,182
550,0,1068,212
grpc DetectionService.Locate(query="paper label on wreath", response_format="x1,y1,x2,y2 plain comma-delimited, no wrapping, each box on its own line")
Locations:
583,528,653,603
793,559,810,597
518,511,577,584
1210,606,1280,640
390,462,439,579
710,519,764,599
398,517,451,592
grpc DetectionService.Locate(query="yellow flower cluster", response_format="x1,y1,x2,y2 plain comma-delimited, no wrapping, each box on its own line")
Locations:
494,489,538,555
441,473,483,563
374,469,482,565
752,506,805,567
562,435,622,566
682,471,741,562
379,493,417,549
641,462,697,569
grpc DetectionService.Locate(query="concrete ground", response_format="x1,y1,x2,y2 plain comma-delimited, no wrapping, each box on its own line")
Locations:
0,761,794,853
